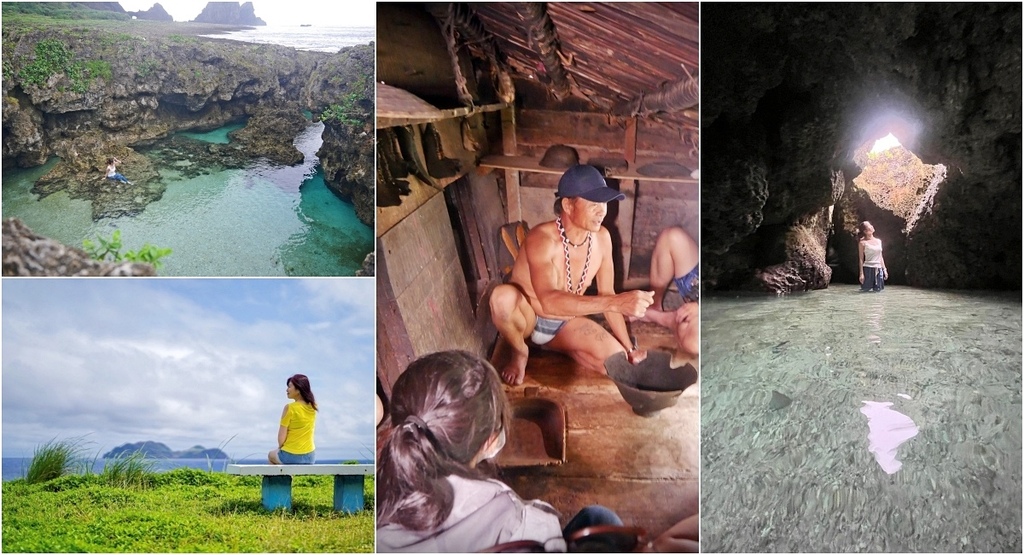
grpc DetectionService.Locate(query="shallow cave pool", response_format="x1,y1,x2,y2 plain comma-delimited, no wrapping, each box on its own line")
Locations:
700,284,1022,552
1,121,373,276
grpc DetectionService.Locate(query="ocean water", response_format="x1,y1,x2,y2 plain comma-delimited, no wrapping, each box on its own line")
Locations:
700,285,1022,552
203,26,374,52
1,121,373,276
2,457,373,482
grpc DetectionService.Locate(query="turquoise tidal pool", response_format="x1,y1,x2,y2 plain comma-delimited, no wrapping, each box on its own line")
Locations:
1,121,372,276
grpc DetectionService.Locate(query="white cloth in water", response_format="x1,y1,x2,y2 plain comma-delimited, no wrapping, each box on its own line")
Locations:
860,400,919,474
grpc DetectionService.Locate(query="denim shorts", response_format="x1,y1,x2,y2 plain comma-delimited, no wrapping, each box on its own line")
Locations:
279,449,315,464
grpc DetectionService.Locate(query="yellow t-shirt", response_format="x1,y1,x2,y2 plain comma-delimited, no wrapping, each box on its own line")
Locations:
280,401,316,454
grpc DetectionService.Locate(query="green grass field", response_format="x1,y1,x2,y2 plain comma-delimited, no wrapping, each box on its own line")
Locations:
2,468,375,552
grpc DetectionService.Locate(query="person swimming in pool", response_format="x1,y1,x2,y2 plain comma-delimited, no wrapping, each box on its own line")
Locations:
488,164,654,386
636,226,699,357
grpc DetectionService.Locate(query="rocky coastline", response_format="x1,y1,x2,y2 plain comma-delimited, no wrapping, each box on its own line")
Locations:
2,15,374,254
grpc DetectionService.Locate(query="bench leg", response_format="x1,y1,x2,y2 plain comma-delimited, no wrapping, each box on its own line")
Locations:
262,475,292,511
333,475,364,513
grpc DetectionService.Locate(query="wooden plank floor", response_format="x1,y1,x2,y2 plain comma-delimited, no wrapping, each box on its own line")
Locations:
493,320,700,542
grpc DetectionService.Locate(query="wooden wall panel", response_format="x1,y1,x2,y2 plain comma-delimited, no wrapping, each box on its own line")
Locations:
379,193,486,368
628,182,700,284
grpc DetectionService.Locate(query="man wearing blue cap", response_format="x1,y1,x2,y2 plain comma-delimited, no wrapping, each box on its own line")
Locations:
489,164,655,385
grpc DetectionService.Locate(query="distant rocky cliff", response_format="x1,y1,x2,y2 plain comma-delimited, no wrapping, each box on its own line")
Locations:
130,3,173,22
102,441,228,459
193,2,266,26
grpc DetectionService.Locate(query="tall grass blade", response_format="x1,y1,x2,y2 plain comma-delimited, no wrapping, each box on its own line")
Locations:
24,437,90,484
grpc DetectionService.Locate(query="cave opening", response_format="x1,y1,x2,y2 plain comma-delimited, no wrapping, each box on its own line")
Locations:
830,116,948,285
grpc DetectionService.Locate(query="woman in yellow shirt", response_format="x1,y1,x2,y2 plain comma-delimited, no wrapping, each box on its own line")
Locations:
268,374,317,464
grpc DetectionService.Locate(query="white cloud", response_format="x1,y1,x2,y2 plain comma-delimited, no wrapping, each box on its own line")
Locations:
2,280,375,461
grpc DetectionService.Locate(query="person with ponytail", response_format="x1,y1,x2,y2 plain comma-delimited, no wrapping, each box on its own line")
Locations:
857,221,888,292
268,374,317,465
376,350,622,552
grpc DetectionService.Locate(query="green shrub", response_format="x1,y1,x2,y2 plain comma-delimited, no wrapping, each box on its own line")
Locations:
83,59,111,81
83,229,173,270
151,467,224,488
42,472,97,492
24,437,90,484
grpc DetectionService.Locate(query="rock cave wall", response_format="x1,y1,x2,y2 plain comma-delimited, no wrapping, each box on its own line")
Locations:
702,3,1021,293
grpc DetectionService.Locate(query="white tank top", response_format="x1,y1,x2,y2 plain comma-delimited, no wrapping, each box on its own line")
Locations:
862,239,882,268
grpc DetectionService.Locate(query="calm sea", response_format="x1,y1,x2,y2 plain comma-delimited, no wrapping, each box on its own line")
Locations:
202,26,374,52
2,457,373,482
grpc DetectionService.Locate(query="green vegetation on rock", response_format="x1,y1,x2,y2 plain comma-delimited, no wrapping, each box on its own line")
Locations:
18,37,111,93
321,92,365,126
83,230,173,270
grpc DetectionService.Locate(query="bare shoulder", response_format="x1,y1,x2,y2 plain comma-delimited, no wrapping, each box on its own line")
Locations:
596,226,614,248
525,221,560,253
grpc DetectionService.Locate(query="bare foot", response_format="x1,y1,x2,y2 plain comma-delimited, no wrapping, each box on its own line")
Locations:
500,350,528,386
643,307,677,329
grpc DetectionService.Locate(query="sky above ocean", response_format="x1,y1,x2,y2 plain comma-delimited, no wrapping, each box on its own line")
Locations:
2,279,376,461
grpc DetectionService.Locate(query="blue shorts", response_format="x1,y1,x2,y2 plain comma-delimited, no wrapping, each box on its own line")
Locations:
674,265,699,303
279,449,315,464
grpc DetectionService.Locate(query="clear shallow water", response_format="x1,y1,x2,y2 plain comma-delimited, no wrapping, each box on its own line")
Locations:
203,26,374,52
1,122,372,276
701,285,1022,552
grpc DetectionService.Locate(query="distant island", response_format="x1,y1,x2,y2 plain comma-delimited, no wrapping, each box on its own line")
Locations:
102,441,228,459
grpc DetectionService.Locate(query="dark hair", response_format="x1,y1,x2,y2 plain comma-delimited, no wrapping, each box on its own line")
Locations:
287,374,318,411
858,221,872,240
554,196,577,215
107,157,115,164
377,350,511,532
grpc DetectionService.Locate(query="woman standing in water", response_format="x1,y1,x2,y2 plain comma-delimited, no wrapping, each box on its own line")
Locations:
268,374,317,464
858,221,887,292
376,350,623,552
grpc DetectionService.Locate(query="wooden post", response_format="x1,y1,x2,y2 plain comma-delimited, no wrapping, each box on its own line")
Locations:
620,117,639,283
501,107,522,223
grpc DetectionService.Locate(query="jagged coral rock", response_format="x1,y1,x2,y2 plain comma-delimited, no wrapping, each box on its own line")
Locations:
2,218,155,276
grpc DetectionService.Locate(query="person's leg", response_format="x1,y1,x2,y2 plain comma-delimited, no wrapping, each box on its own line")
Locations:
649,227,698,310
675,302,699,356
547,317,624,374
489,284,537,385
562,505,623,537
860,267,873,292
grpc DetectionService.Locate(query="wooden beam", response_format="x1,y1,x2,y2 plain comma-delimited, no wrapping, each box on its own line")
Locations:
480,154,697,185
619,118,639,282
501,107,522,222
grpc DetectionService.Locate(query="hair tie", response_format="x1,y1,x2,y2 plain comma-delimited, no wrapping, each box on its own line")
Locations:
403,414,428,431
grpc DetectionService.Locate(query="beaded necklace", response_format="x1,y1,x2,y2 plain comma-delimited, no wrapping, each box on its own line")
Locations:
556,216,592,295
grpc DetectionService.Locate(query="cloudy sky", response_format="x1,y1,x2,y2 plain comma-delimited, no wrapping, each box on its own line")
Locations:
117,0,374,28
2,279,375,462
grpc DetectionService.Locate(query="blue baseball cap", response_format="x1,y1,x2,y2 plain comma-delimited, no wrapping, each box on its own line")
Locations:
555,164,626,203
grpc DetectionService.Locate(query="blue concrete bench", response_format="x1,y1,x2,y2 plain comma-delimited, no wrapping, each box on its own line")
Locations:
226,464,373,513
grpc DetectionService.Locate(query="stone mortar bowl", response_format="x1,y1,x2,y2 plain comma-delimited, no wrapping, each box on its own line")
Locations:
605,350,698,416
